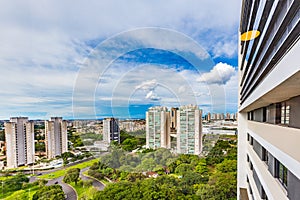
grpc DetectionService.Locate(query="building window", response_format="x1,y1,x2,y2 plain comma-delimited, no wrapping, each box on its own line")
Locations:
261,186,268,200
276,160,288,188
281,102,290,125
250,161,253,171
250,136,253,145
262,147,268,164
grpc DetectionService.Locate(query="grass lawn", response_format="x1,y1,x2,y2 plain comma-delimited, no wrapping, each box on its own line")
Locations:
38,158,99,180
70,182,86,196
69,182,98,199
3,186,40,200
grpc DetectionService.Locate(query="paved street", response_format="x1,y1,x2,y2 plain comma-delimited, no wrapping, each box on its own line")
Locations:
47,176,77,200
28,164,105,199
81,167,105,191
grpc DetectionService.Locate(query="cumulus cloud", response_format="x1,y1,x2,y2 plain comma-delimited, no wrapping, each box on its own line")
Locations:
197,62,236,85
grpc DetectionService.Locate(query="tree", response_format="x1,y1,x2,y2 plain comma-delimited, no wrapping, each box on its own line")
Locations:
181,171,208,185
32,185,65,200
137,158,156,172
216,159,237,173
0,130,5,141
63,168,80,185
175,163,193,175
83,180,93,188
195,158,209,174
61,152,75,165
3,173,29,193
121,138,138,151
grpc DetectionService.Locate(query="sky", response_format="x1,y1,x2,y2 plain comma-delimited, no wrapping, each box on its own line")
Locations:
0,0,241,120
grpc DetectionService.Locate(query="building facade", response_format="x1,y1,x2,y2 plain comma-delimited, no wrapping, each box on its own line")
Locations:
45,117,68,159
146,106,170,149
103,118,120,144
177,105,202,155
170,107,178,133
238,0,300,199
5,117,35,168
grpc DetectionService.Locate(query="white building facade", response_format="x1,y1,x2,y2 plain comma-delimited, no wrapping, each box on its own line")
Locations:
45,117,68,159
238,0,300,199
146,106,170,149
177,105,202,155
5,117,35,168
103,118,120,144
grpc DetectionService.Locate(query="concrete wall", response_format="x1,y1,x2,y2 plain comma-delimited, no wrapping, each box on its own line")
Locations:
288,95,300,129
288,171,300,200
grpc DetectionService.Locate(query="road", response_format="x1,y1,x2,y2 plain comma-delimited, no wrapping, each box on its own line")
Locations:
47,176,77,200
80,167,105,190
29,162,105,200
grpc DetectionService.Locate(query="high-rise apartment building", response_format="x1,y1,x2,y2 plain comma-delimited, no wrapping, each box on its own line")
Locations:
206,112,211,121
45,117,68,159
238,1,300,199
146,106,170,149
103,118,120,144
170,107,178,133
177,105,202,155
5,117,35,168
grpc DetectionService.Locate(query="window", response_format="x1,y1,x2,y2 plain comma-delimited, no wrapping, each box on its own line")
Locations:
261,186,268,200
262,147,268,164
250,161,253,171
276,160,288,188
281,102,290,125
250,136,254,145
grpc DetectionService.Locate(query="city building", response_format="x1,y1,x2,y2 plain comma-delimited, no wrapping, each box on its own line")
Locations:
238,1,300,199
4,117,35,168
45,117,68,159
177,105,202,155
146,106,170,149
206,112,211,121
170,107,178,133
103,118,120,144
119,120,145,132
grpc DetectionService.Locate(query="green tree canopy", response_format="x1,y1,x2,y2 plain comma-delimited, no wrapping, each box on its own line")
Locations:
32,185,65,200
63,168,80,185
175,163,193,175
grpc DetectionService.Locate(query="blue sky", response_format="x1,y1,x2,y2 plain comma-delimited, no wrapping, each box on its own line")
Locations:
0,0,241,119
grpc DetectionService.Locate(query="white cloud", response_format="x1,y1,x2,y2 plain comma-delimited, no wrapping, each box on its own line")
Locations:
135,79,158,91
145,91,161,101
197,62,236,85
212,40,237,58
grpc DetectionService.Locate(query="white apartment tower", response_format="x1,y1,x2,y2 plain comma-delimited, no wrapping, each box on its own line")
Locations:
103,118,120,144
177,105,202,155
238,0,300,199
5,117,35,168
146,106,170,149
45,117,68,159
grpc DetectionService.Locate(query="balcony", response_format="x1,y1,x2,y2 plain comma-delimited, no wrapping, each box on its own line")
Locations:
247,143,288,200
248,121,300,164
